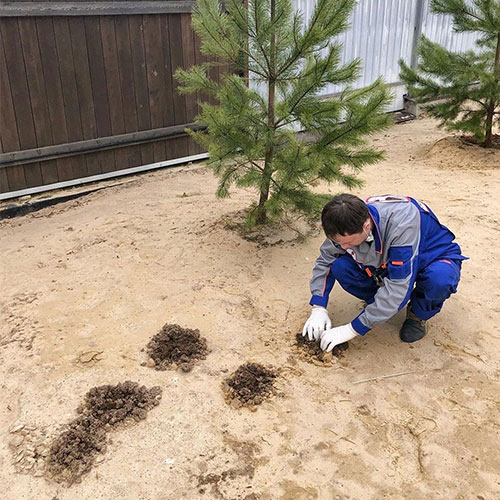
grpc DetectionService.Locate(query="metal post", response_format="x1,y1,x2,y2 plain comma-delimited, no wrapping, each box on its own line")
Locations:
410,0,426,69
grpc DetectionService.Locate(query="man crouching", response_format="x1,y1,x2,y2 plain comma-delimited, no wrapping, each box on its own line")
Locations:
303,194,467,351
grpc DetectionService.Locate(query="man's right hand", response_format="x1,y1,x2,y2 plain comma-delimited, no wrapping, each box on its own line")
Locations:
302,307,332,341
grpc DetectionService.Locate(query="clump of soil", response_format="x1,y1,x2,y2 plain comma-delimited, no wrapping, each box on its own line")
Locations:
44,381,162,485
222,363,277,408
77,381,162,428
146,323,208,371
295,333,349,364
45,416,107,484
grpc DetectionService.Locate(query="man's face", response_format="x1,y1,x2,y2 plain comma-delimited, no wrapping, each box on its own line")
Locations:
329,219,371,250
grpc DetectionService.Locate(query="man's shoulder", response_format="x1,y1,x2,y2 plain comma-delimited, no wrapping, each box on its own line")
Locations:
366,195,418,216
365,194,412,205
367,195,420,231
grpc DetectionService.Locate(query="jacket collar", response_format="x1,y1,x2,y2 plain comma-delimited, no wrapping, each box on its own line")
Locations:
367,204,383,254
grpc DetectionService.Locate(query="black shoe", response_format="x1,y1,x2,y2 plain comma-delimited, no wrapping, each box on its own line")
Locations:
400,308,426,343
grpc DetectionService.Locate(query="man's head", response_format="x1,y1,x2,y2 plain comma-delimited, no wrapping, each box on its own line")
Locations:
321,194,371,249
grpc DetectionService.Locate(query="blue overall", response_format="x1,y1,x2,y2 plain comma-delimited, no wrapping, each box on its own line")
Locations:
330,254,463,320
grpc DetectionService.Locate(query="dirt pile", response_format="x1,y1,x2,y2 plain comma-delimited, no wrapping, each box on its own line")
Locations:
77,381,162,428
223,363,277,408
146,323,208,371
425,136,500,169
45,381,162,484
45,416,107,484
295,333,349,364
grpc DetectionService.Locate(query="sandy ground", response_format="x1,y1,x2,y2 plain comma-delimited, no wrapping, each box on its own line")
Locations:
1,117,499,500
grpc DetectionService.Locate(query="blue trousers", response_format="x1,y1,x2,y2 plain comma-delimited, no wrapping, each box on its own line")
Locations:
330,254,462,320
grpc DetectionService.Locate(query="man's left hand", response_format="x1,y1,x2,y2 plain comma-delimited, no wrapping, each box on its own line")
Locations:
320,324,358,352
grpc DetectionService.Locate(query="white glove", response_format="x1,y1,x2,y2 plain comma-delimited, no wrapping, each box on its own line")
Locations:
320,323,358,352
302,307,331,341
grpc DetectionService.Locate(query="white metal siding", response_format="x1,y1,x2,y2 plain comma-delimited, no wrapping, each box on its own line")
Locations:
420,0,478,53
252,0,480,112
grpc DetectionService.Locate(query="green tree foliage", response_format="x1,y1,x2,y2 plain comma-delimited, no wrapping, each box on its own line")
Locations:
175,0,391,225
400,0,500,148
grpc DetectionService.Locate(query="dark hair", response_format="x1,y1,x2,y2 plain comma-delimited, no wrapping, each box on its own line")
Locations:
321,194,369,237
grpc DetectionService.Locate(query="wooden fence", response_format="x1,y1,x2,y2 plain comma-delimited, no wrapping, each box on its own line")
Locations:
0,1,221,195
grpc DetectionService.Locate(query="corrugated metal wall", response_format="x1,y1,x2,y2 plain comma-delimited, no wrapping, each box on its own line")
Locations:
255,0,479,112
296,0,419,101
420,0,478,51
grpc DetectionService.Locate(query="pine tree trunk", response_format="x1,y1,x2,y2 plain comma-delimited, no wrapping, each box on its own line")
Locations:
256,0,277,224
484,33,500,148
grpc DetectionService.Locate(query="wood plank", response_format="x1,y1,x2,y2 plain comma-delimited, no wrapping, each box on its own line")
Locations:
14,17,46,187
100,16,125,135
0,28,20,153
39,159,60,186
167,14,186,126
0,167,9,194
0,127,9,192
114,15,142,169
128,15,154,165
67,17,97,141
0,20,37,150
1,167,24,194
68,16,101,176
124,144,144,169
180,12,199,155
180,13,197,122
36,16,72,181
100,15,128,172
82,153,102,177
0,2,197,17
16,16,59,186
84,16,115,173
193,28,208,154
24,14,60,187
143,14,166,162
160,14,175,128
166,14,189,159
165,136,190,160
53,17,88,180
84,16,112,136
22,13,62,187
1,19,32,189
0,123,202,166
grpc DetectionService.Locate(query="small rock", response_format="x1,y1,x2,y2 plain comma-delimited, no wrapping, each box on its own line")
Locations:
9,424,25,433
146,358,156,368
11,434,25,446
36,444,47,455
78,351,103,364
34,470,44,477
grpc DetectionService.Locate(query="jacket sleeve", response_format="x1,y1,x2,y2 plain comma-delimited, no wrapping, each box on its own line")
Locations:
309,239,345,308
351,210,421,335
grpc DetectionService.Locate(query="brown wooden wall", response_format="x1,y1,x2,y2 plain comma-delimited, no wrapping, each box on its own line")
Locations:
0,1,218,194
